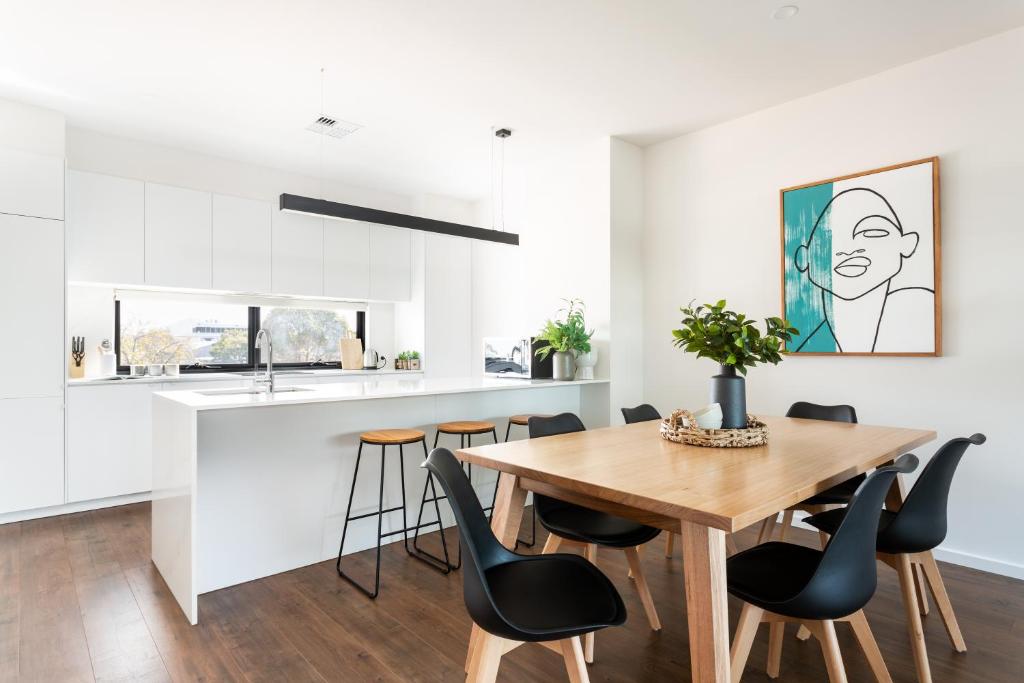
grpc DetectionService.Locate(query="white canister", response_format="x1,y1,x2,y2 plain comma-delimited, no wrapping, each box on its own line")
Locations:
97,339,117,377
147,364,164,377
694,403,724,430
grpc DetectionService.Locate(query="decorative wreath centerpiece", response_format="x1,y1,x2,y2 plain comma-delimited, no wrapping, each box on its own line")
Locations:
660,409,768,448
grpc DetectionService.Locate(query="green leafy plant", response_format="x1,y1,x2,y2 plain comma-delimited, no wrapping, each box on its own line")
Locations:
534,298,594,360
397,351,409,361
671,300,798,375
409,350,421,360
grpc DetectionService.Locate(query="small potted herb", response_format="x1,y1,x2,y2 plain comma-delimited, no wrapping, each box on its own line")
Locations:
535,298,594,381
409,350,421,370
672,300,797,428
396,351,408,370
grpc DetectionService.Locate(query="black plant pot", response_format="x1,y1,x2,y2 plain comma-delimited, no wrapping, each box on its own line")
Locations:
710,364,747,429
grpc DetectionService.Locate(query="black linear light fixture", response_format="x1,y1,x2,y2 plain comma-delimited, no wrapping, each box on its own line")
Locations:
280,128,519,246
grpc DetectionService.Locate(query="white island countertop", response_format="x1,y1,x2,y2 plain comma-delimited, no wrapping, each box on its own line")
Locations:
155,376,609,411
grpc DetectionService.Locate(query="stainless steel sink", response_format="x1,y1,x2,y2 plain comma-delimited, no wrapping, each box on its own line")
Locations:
195,387,314,397
232,370,316,377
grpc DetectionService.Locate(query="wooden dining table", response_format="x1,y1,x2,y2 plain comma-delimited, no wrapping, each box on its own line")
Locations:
456,414,936,682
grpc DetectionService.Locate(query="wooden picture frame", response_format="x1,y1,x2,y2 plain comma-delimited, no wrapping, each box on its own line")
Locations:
779,157,941,356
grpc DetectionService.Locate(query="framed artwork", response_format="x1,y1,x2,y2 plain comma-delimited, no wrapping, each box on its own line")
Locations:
780,157,941,356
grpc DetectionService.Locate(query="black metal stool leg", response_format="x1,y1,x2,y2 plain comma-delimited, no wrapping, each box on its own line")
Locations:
409,438,460,572
504,421,513,442
336,440,388,599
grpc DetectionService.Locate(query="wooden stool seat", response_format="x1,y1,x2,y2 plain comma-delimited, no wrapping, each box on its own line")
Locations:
437,420,495,435
360,428,426,445
508,414,550,426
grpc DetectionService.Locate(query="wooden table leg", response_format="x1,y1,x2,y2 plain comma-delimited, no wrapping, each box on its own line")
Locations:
465,472,527,673
680,520,731,683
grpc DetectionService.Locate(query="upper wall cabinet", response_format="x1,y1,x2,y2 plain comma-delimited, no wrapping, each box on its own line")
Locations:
272,210,323,297
213,195,272,293
67,170,145,284
324,220,370,300
145,182,213,289
0,213,65,399
369,225,412,301
0,147,64,220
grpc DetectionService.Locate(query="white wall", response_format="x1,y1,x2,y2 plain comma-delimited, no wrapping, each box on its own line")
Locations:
471,136,613,423
609,138,645,423
0,98,64,156
642,27,1024,578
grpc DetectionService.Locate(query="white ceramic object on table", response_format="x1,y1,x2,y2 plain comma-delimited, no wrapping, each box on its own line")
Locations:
694,403,723,430
147,364,164,377
163,364,180,377
574,349,598,380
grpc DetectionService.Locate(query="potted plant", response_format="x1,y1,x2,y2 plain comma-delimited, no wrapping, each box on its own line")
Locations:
409,350,421,370
535,298,594,381
396,351,408,370
671,300,797,429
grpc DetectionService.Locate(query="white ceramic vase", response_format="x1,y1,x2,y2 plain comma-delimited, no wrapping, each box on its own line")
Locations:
574,349,598,380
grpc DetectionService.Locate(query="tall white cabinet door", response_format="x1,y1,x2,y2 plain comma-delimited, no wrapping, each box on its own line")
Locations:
0,214,64,398
425,234,472,378
67,170,145,284
212,194,272,293
145,183,213,288
0,397,64,514
368,225,411,301
66,384,153,502
0,147,64,220
324,220,370,299
272,210,323,296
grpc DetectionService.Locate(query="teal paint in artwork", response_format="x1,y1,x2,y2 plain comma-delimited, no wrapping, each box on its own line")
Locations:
783,183,835,352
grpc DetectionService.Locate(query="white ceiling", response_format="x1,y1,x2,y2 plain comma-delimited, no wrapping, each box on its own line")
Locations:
3,1,1023,200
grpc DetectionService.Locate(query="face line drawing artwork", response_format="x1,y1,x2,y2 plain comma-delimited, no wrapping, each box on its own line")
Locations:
782,159,942,356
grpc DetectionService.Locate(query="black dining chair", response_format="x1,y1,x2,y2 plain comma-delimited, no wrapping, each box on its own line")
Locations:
422,447,626,683
729,453,919,682
806,434,986,683
530,413,662,663
758,401,862,546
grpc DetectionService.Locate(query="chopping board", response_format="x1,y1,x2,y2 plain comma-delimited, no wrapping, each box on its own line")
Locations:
340,338,364,370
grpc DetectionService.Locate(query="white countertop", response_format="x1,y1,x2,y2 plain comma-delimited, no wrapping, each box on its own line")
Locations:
154,376,608,411
68,368,423,387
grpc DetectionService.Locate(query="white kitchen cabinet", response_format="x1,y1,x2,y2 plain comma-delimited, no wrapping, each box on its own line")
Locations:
425,234,472,379
213,194,272,293
272,210,323,296
0,213,64,399
145,182,213,288
0,147,64,220
67,170,145,284
66,378,244,502
324,220,370,299
368,225,411,301
0,397,64,514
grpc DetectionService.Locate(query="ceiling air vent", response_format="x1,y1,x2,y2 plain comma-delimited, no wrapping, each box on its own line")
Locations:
305,116,362,139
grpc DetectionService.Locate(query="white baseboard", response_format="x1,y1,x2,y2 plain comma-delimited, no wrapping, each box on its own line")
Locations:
784,510,1024,580
0,491,152,525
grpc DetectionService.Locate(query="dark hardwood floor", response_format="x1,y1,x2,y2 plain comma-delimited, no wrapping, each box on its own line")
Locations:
0,502,1021,682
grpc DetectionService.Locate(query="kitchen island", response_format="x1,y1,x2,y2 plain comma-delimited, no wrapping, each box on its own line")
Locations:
151,376,609,623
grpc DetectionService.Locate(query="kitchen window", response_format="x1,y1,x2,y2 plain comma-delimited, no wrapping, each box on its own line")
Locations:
114,293,364,372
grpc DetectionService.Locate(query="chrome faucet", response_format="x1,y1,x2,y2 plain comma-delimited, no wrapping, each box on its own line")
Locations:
254,328,275,393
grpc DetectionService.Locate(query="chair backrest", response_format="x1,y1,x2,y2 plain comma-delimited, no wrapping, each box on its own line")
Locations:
786,401,858,424
881,434,986,553
789,453,919,619
621,404,661,424
422,448,517,629
528,412,586,439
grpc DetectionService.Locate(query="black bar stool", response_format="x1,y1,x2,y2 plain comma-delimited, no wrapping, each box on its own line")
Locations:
336,428,455,599
505,414,550,549
412,420,498,571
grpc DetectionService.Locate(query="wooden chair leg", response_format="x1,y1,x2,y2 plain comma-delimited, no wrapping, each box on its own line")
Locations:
627,543,644,579
624,547,662,631
730,602,763,683
767,623,784,678
467,632,504,683
541,533,562,554
665,532,675,558
848,610,893,683
583,544,597,663
919,551,967,652
778,510,794,541
896,553,933,683
757,516,776,544
466,628,482,673
559,637,590,683
818,620,848,683
913,563,930,616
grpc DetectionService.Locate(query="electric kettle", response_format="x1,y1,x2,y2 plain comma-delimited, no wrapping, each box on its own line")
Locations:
362,348,387,370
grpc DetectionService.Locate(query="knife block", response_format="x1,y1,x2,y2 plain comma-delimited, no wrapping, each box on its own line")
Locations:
340,338,363,370
69,355,85,379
